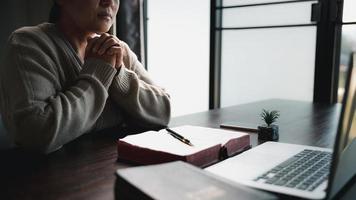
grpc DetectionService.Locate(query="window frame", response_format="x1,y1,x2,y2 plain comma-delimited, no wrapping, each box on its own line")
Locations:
209,0,346,108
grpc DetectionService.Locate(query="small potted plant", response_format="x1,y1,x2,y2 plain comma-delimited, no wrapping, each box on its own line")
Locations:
258,109,280,141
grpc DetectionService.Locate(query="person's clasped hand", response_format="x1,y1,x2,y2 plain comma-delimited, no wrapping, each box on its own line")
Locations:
85,33,124,69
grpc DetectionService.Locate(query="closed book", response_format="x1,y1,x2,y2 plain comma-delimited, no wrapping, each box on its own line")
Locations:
115,161,277,200
117,125,250,168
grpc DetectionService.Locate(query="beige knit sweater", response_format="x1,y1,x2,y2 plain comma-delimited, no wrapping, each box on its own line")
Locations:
0,23,171,153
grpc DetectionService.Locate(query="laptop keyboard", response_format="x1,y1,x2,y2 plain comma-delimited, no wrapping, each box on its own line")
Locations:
254,149,331,191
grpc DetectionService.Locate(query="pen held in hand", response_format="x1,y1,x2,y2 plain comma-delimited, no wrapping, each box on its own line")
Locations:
165,128,194,146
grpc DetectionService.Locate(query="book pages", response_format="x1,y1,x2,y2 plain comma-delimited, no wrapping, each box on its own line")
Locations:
121,125,248,156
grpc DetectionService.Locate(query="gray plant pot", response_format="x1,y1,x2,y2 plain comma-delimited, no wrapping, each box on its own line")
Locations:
257,124,279,141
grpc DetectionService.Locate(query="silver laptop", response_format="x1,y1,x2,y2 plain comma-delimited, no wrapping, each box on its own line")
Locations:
207,53,356,199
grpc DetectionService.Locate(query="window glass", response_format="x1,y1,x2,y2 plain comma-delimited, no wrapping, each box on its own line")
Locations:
223,0,308,7
221,27,317,107
223,1,315,28
147,0,210,116
338,25,356,102
342,0,356,22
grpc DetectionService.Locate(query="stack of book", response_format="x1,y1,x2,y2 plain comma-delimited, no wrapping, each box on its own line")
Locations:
115,125,269,199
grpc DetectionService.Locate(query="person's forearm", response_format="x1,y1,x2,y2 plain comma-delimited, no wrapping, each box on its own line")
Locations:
109,67,171,128
1,59,116,153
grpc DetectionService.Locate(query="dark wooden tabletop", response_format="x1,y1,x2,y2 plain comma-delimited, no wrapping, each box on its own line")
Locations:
0,99,345,199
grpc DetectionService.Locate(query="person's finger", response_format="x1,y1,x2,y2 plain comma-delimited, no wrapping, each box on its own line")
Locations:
108,34,121,43
110,35,124,49
98,37,120,55
107,46,122,55
86,37,99,55
92,33,110,53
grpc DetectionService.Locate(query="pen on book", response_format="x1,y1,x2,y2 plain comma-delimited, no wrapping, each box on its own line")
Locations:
165,128,194,146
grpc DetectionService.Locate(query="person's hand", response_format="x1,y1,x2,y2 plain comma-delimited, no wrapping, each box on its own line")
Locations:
85,33,123,69
85,36,118,68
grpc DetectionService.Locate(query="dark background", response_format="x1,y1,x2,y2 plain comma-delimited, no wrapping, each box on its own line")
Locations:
0,0,52,149
0,0,52,63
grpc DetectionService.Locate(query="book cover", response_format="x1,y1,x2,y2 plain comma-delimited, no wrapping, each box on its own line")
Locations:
117,125,250,168
115,161,277,200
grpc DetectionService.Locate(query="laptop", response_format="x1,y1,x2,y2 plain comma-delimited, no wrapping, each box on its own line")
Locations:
206,53,356,199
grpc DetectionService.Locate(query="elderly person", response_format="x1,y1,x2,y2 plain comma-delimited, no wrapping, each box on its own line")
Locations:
0,0,171,153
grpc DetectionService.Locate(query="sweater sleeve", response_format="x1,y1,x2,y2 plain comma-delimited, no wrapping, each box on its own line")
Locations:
109,43,171,128
0,33,117,153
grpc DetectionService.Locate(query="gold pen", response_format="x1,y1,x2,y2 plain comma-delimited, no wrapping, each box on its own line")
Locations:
166,128,194,146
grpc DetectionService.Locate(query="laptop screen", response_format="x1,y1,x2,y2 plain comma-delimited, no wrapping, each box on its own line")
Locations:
328,53,356,199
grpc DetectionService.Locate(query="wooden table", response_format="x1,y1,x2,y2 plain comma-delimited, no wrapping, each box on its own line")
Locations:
0,99,350,199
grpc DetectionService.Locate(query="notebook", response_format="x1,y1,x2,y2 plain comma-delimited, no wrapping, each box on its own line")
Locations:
115,161,277,200
117,125,250,168
206,53,356,199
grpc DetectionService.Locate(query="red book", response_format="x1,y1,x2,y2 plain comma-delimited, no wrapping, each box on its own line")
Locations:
117,125,251,168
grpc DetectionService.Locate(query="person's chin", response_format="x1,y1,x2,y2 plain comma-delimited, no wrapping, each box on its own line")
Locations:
93,25,112,34
96,17,113,31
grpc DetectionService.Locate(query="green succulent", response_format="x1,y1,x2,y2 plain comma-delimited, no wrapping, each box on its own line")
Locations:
261,109,280,127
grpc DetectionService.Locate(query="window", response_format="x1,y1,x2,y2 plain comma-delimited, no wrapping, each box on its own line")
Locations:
145,0,348,112
146,0,210,116
214,0,318,107
338,0,356,102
